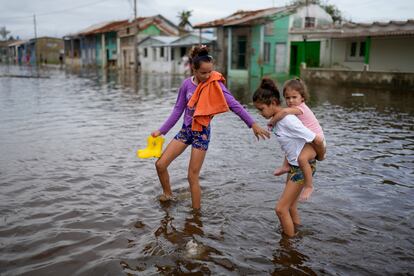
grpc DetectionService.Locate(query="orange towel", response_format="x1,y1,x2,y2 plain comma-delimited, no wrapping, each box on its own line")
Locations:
188,71,229,131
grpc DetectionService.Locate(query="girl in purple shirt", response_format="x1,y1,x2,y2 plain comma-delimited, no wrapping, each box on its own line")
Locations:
151,45,269,210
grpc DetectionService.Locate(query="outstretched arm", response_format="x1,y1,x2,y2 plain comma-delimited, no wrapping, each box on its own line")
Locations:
221,82,269,139
155,81,188,135
268,107,302,128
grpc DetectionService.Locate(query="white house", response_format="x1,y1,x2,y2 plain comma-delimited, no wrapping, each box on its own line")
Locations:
138,33,215,74
291,19,414,72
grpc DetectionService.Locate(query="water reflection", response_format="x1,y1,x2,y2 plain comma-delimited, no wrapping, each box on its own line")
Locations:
272,237,316,275
1,65,413,275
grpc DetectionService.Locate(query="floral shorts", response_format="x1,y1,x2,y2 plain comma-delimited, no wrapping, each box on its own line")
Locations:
174,124,211,151
288,160,317,184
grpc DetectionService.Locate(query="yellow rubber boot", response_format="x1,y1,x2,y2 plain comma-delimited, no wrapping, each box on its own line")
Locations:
137,136,165,158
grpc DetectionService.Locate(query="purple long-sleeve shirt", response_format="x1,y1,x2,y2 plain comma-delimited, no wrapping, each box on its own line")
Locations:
159,77,255,134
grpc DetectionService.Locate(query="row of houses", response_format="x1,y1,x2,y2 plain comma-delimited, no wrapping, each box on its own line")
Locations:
192,4,414,89
1,3,413,89
2,37,63,65
63,14,214,74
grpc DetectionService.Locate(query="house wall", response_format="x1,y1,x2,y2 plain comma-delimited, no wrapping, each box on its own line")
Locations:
301,67,414,91
330,39,365,70
139,45,173,73
370,36,414,72
140,25,162,36
291,4,333,28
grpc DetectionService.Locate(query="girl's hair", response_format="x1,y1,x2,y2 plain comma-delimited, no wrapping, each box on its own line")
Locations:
283,78,310,102
252,78,280,105
188,45,213,70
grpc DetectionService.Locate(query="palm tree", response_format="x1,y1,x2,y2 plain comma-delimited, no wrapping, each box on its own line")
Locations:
177,10,193,35
0,26,11,41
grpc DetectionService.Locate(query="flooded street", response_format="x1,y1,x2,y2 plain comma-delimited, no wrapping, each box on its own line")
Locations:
0,65,413,275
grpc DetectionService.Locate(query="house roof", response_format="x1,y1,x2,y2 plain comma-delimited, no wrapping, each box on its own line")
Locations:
194,5,296,28
290,19,414,38
81,20,129,35
169,33,214,46
7,40,27,47
138,33,214,47
64,20,129,38
124,14,180,36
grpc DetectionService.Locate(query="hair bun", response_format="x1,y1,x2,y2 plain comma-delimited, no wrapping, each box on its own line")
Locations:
198,47,209,57
260,78,277,91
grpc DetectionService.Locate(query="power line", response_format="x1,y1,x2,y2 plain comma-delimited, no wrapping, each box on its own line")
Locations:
0,0,114,20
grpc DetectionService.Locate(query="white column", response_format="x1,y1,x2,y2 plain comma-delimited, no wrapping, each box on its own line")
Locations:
227,28,232,74
101,34,106,68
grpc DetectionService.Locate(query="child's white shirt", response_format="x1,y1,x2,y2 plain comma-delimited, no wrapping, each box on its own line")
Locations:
273,115,316,166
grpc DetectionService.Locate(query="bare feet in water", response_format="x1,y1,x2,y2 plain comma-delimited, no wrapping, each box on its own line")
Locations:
159,194,173,202
299,186,313,201
273,166,290,176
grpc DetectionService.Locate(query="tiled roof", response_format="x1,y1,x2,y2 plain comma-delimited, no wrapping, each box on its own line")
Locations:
290,19,414,38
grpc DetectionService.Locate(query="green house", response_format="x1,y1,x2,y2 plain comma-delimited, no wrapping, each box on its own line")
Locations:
195,4,333,90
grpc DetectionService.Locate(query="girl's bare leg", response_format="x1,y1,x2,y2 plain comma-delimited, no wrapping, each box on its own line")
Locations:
155,139,188,200
298,144,316,201
187,147,207,209
312,135,326,161
274,157,290,176
289,199,300,226
275,180,304,237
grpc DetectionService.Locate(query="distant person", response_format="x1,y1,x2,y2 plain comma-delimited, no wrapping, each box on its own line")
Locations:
253,78,324,237
150,45,269,210
59,54,64,68
267,78,326,201
182,55,190,75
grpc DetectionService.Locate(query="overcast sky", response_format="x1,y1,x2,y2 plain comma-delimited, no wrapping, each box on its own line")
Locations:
1,0,413,39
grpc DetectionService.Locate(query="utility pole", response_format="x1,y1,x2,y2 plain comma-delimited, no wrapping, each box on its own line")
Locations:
33,14,38,66
134,0,139,73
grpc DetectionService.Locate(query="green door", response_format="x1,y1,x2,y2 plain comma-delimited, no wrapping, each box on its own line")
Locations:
289,41,320,76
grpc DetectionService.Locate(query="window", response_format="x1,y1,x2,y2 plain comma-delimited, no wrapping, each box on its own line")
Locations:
264,22,273,35
264,42,271,64
144,48,148,58
152,48,156,61
180,47,187,57
359,41,366,57
236,35,247,69
171,48,175,60
160,47,164,58
126,27,130,34
305,17,315,28
347,41,365,61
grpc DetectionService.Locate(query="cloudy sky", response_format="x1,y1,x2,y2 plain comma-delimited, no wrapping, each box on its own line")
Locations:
1,0,413,39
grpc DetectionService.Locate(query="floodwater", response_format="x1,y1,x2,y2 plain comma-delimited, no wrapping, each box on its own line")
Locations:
0,65,413,275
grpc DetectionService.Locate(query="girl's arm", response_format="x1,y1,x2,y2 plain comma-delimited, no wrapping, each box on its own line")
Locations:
220,82,269,139
155,81,187,136
282,116,315,142
268,107,302,128
220,82,254,127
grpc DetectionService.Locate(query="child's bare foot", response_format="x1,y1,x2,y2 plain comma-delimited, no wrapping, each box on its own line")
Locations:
299,186,314,201
274,166,290,176
159,194,173,202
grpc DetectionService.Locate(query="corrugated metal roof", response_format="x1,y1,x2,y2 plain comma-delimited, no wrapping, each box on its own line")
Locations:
194,5,296,28
290,19,414,38
81,20,129,35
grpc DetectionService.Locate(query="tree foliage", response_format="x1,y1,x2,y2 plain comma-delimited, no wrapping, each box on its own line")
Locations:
0,26,11,41
177,10,193,32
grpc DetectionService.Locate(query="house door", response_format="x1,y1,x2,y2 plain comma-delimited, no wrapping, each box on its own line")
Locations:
290,41,320,76
289,44,299,75
275,43,286,73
